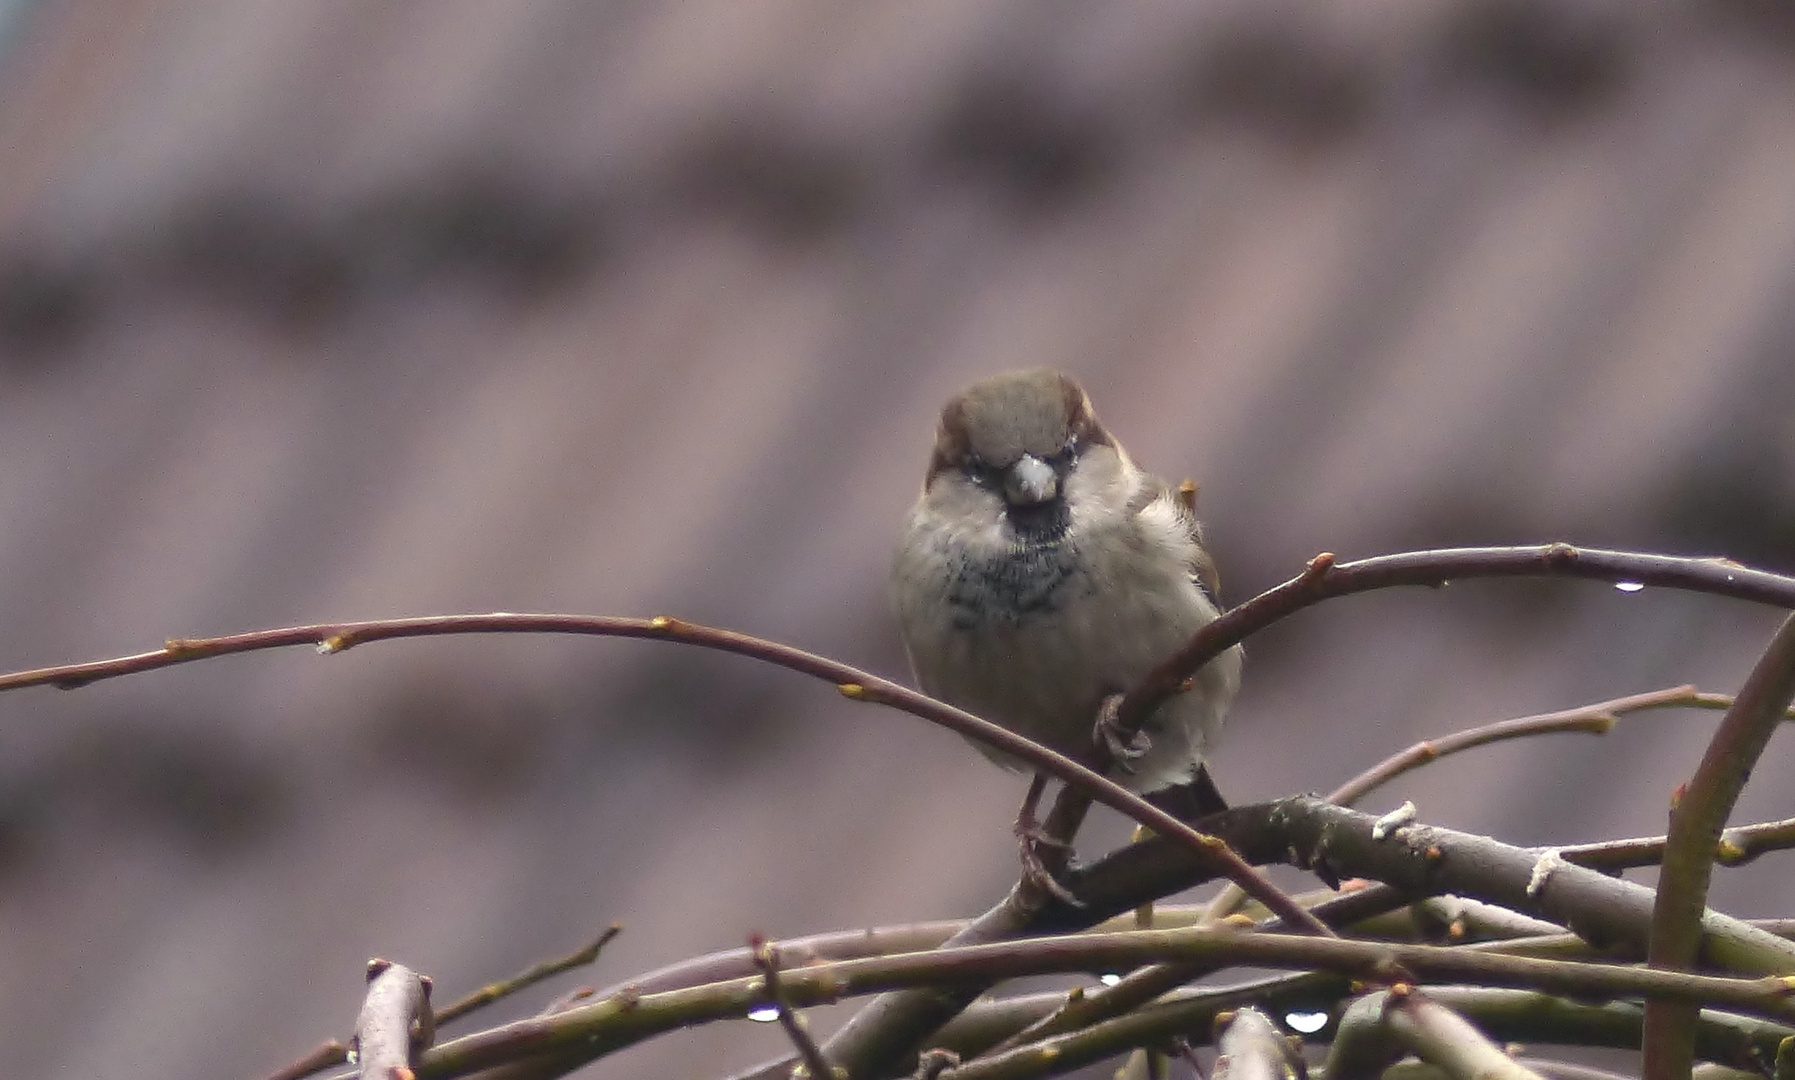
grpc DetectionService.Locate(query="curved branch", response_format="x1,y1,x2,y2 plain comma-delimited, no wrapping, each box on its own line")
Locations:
1122,545,1795,730
1644,614,1795,1080
1036,547,1795,954
0,613,1321,936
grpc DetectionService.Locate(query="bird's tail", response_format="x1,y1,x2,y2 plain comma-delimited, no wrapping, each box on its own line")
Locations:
1143,763,1230,821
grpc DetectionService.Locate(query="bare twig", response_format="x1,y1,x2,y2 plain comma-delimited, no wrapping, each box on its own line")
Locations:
1561,815,1795,873
0,612,1317,939
585,921,967,1004
262,1040,350,1080
1517,1061,1654,1080
355,959,434,1080
934,976,1795,1080
1124,546,1795,734
435,925,620,1028
1327,685,1710,808
420,924,1795,1080
977,883,1409,1059
1081,798,1795,980
1645,613,1795,1080
1204,684,1714,924
751,935,840,1080
1040,547,1795,951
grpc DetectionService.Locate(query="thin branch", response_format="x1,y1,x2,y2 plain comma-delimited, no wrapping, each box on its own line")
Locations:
1327,685,1709,807
1039,547,1795,949
0,612,1320,940
1125,546,1795,734
1561,816,1795,874
263,1041,351,1080
587,921,965,1002
1203,684,1716,924
935,977,1795,1080
751,935,840,1080
418,925,1795,1080
1645,613,1795,1080
977,883,1410,1059
434,925,620,1028
1517,1061,1655,1080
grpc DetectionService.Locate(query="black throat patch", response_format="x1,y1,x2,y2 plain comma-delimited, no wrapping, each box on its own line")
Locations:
944,525,1081,628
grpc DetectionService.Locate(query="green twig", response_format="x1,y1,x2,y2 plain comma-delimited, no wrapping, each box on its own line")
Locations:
435,925,621,1028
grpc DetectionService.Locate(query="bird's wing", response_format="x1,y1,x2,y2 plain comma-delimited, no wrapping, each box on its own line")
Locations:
1128,474,1222,601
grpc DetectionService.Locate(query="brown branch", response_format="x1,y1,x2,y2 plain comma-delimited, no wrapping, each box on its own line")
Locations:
434,925,620,1029
588,921,966,1002
356,959,434,1080
1124,546,1795,734
976,882,1409,1059
1037,547,1795,949
1644,613,1795,1080
293,929,605,1080
1204,684,1716,925
1327,685,1708,807
419,925,1795,1080
750,935,840,1080
1078,798,1795,978
1561,815,1795,874
0,612,1318,940
934,975,1795,1080
262,1040,351,1080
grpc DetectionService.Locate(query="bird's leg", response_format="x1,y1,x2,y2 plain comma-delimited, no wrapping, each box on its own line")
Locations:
1094,692,1151,772
1013,773,1081,907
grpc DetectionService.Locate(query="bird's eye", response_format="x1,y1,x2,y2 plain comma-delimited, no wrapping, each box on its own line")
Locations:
963,457,1000,488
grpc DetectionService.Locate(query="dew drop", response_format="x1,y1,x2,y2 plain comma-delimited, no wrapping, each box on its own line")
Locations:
1099,973,1123,987
1614,581,1645,593
748,1005,780,1023
1285,1010,1330,1034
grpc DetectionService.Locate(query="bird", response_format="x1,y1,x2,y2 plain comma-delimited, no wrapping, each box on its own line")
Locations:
889,369,1243,874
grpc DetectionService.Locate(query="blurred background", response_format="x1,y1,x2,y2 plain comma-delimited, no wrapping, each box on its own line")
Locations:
0,1,1793,1076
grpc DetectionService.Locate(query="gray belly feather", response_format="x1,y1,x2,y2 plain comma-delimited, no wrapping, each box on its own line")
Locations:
896,518,1240,792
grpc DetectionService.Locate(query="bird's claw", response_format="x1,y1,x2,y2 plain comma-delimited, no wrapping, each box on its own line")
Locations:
1014,810,1082,907
1094,693,1150,772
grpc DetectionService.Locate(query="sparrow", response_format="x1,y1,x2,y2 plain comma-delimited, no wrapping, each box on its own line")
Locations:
890,369,1243,837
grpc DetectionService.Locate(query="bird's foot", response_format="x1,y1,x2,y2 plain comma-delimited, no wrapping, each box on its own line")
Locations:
1093,693,1151,772
1015,818,1081,908
1014,778,1082,907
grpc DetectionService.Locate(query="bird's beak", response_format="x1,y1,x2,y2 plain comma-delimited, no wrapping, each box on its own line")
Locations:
1003,454,1059,506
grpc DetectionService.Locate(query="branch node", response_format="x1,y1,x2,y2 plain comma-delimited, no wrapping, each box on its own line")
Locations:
911,1049,962,1080
1371,801,1417,841
1543,542,1580,565
752,935,842,1080
1526,848,1565,898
